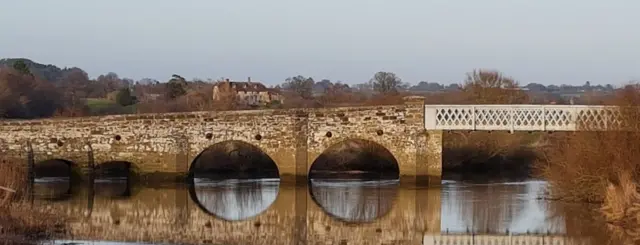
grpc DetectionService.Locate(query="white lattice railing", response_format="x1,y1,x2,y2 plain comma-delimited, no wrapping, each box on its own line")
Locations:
424,105,622,132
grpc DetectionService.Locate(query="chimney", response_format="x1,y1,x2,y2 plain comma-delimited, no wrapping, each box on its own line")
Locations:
248,77,251,82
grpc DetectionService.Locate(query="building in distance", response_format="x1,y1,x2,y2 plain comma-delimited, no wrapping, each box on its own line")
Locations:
212,77,284,106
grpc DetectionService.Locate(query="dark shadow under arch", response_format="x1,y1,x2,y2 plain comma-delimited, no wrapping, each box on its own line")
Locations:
33,159,74,200
34,159,73,179
309,139,400,180
189,140,280,180
95,161,132,179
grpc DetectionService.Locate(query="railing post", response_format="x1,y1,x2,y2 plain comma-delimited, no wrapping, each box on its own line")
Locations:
571,107,579,131
471,106,476,131
604,108,608,131
509,107,515,134
542,106,546,131
424,106,437,130
25,141,34,204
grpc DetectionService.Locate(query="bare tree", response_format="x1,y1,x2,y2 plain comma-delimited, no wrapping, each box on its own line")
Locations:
371,71,402,94
283,75,314,99
461,69,528,104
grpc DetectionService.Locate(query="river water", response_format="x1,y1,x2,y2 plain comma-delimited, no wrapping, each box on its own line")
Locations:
31,177,606,245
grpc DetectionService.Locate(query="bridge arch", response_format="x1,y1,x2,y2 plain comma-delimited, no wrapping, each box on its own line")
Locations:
309,138,400,180
188,140,281,222
94,161,133,179
33,159,74,200
34,159,75,179
188,140,280,180
93,161,133,198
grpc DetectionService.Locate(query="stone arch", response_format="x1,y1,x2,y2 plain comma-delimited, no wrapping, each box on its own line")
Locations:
94,161,133,179
309,138,400,180
33,159,74,200
188,140,280,180
93,161,133,198
187,140,281,221
34,159,74,179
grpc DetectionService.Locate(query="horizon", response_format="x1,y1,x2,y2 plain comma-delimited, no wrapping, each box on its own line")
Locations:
0,57,630,88
1,1,639,86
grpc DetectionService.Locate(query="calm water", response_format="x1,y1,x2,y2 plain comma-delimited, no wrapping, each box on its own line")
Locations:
31,177,604,245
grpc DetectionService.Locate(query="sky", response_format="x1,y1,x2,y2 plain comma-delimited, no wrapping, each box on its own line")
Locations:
1,0,639,86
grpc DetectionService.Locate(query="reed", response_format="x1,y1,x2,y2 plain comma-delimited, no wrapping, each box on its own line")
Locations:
0,159,65,245
536,84,640,243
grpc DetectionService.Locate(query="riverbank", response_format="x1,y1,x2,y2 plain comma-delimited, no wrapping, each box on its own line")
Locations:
442,131,549,178
0,160,65,245
535,86,640,244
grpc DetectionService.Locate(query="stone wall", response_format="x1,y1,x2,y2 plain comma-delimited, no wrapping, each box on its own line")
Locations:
0,97,443,180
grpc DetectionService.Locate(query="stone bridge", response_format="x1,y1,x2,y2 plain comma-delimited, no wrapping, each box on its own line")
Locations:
0,97,441,182
1,99,622,181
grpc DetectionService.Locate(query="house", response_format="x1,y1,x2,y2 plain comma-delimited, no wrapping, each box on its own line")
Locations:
212,77,283,106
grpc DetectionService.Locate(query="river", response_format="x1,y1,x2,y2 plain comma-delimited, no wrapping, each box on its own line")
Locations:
26,176,614,245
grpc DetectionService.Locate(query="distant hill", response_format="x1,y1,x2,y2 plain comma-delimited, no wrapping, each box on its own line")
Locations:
0,58,83,82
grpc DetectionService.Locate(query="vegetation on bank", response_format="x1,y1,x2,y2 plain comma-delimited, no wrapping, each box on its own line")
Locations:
442,131,546,178
0,159,64,244
535,85,640,244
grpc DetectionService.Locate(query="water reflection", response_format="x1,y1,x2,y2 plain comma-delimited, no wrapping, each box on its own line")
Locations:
94,178,130,198
190,178,280,221
33,177,71,200
34,177,620,244
441,179,565,234
309,179,398,223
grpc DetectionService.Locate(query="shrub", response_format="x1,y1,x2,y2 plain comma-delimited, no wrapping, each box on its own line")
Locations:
536,84,640,242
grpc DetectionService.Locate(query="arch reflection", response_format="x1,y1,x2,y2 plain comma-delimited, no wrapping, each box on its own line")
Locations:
33,179,71,201
94,179,131,198
310,179,399,223
190,178,280,221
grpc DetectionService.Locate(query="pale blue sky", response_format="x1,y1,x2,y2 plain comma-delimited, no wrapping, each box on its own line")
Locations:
1,0,638,86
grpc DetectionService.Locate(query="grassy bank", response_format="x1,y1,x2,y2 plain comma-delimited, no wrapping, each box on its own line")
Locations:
0,160,64,245
534,86,640,243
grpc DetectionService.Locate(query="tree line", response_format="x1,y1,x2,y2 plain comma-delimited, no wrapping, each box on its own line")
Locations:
0,58,621,120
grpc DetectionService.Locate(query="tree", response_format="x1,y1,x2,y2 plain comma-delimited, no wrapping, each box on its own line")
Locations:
12,60,31,76
0,68,59,119
165,74,187,100
371,71,402,94
115,88,136,106
283,75,314,99
461,69,528,104
56,69,91,116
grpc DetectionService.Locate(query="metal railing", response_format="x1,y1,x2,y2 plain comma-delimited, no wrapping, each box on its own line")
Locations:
424,105,621,132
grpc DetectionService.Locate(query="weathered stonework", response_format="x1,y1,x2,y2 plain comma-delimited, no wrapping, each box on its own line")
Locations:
0,98,443,181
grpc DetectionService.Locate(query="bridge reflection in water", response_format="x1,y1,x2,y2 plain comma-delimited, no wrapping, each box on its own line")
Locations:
33,179,592,245
309,179,398,223
191,178,280,221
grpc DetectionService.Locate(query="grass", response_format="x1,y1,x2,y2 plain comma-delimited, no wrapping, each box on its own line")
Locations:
86,98,136,115
0,159,65,244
